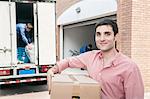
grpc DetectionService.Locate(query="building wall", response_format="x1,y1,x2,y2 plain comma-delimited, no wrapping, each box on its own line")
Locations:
56,0,150,92
117,0,132,57
117,0,150,92
56,0,80,17
56,0,80,60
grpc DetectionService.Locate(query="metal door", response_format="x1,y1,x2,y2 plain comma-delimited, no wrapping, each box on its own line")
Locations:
0,2,16,66
34,2,56,65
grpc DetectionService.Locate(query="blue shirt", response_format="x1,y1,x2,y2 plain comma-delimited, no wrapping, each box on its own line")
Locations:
16,23,32,47
80,44,89,54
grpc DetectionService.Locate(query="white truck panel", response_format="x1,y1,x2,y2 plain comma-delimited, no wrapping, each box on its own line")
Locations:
34,3,38,65
0,2,11,66
37,2,56,65
11,2,17,65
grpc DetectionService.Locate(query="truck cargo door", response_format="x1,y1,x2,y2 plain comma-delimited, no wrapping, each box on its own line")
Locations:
0,2,16,66
35,2,56,65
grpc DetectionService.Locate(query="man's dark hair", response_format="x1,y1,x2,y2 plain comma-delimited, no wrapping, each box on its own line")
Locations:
26,23,33,30
95,19,118,36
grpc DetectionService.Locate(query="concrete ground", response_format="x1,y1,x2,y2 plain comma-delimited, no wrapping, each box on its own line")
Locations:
0,91,49,99
0,68,150,99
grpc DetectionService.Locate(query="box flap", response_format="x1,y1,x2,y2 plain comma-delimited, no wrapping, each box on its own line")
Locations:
73,75,99,84
52,74,74,83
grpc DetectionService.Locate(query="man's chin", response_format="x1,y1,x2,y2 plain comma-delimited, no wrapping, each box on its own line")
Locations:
100,48,113,52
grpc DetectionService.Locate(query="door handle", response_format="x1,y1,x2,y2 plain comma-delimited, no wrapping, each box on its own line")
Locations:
0,48,3,53
0,47,11,53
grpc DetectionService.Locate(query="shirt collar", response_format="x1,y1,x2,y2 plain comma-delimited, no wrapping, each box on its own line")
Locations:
98,50,121,68
111,52,121,67
98,51,103,59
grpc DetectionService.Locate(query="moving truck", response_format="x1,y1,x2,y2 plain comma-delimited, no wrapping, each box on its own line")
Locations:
0,0,56,84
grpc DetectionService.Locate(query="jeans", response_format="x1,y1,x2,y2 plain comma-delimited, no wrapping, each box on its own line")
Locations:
17,47,30,63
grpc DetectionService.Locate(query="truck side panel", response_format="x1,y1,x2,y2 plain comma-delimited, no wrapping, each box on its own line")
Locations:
0,2,12,66
11,2,17,66
37,2,56,65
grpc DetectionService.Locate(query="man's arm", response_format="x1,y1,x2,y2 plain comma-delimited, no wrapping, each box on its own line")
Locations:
48,57,85,74
20,27,33,50
47,51,93,93
19,27,29,45
47,56,85,93
47,65,58,94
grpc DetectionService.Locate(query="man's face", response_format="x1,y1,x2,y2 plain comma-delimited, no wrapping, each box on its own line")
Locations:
26,27,32,32
95,25,116,52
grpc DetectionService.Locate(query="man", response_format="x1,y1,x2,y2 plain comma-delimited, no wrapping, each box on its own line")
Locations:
48,19,144,99
16,23,33,63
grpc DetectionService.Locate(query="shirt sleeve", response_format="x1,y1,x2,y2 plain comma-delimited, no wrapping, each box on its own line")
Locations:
56,57,84,72
19,26,29,45
56,51,92,72
124,63,144,99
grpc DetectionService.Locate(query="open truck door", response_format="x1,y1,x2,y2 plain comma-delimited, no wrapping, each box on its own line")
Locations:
0,2,17,66
34,2,56,65
0,1,56,85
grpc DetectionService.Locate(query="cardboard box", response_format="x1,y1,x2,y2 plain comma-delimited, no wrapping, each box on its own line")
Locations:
47,68,89,93
49,74,100,99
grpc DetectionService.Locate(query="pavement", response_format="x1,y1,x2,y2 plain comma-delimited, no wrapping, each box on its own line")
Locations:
0,91,49,99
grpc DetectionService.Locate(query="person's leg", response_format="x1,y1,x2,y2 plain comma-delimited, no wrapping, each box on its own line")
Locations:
17,47,24,63
17,47,30,63
24,50,30,63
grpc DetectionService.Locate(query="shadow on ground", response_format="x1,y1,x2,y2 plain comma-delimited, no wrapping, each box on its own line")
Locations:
0,81,47,96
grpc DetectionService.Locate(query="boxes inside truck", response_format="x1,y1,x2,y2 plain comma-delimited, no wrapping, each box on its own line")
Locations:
49,74,100,99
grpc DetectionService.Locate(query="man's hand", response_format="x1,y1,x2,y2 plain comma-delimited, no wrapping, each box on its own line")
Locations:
47,65,59,94
47,68,55,77
47,69,54,94
26,43,32,50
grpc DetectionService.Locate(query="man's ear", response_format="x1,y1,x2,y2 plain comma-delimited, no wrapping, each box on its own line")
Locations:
114,33,119,41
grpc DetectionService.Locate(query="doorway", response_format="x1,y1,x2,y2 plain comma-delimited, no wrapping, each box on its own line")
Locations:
16,2,35,64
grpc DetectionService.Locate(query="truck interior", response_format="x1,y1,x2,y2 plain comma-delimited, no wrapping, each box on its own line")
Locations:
16,2,35,64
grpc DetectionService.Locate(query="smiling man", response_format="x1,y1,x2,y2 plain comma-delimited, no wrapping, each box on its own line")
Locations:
48,19,144,99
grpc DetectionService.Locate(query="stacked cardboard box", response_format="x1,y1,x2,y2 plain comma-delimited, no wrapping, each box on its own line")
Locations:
48,74,100,99
47,68,89,93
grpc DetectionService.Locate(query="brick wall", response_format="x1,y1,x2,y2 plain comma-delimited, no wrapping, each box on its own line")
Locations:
117,0,150,92
117,0,132,57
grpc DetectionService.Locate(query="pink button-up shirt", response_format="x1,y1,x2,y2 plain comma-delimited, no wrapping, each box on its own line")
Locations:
56,50,144,99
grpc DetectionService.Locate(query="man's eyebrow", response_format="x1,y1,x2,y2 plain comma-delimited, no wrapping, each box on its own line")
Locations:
104,31,111,33
96,31,101,34
96,31,111,33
